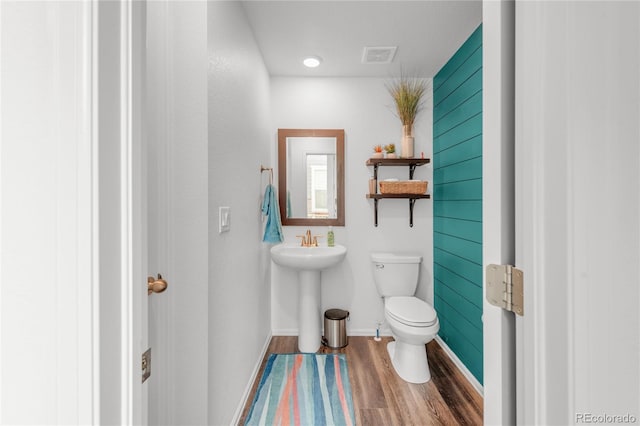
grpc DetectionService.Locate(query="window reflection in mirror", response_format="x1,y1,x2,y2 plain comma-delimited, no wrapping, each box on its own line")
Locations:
278,129,345,226
307,154,332,218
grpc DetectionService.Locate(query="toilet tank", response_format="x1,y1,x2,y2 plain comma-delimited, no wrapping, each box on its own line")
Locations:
370,252,422,297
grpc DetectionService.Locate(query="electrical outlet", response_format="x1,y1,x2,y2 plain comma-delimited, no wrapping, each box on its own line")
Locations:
142,348,151,383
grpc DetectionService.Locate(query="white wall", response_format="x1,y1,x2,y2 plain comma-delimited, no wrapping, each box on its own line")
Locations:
207,2,273,425
270,78,433,336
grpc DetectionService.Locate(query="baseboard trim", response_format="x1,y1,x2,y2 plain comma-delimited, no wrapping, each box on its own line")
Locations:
271,328,393,337
271,328,297,336
231,332,272,426
345,328,392,337
435,336,484,396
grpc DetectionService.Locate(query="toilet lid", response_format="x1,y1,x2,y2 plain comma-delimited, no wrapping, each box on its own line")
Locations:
370,252,422,264
386,296,437,326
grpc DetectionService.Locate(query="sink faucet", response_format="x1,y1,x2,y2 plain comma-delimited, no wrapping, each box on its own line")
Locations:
296,229,321,247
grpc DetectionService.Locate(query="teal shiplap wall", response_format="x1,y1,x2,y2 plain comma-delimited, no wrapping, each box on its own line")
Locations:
433,24,483,384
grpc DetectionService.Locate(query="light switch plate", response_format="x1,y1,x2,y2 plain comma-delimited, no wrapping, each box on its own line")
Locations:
219,206,230,233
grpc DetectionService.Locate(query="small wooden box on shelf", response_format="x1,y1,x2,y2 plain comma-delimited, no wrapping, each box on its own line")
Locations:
366,157,431,227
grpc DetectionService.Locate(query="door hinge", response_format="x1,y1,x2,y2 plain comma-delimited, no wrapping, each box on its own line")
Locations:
142,348,151,383
486,264,524,316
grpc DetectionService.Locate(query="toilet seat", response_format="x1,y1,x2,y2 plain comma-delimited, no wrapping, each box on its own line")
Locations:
386,296,437,327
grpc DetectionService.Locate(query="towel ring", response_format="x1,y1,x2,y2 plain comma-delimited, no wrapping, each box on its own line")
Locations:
261,165,273,185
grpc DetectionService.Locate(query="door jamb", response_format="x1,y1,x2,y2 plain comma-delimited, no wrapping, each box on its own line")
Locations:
482,1,517,424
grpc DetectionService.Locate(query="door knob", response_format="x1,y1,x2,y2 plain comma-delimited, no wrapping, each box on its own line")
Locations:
147,274,168,295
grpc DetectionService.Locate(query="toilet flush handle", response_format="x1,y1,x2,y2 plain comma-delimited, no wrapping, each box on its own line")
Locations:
375,264,384,269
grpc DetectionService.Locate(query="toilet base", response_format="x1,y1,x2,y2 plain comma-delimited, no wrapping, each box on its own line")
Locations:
387,340,431,384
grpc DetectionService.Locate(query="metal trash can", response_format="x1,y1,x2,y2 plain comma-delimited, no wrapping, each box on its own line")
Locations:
322,309,349,348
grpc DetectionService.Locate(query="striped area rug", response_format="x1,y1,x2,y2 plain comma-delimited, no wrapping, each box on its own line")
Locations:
244,353,355,426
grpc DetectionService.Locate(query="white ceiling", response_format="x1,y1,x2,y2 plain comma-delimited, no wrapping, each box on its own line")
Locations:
241,1,482,78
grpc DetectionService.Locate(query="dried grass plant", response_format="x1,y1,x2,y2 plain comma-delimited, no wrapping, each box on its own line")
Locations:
386,74,428,128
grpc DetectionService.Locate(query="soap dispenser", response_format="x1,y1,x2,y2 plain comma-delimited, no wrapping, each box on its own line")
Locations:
327,226,335,247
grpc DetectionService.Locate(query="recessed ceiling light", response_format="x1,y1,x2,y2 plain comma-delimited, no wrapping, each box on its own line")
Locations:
303,56,322,68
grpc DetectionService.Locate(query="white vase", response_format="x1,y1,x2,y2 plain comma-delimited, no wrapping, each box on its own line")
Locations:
401,124,414,158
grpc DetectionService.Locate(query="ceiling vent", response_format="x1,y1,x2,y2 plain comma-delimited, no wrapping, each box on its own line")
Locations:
362,46,397,64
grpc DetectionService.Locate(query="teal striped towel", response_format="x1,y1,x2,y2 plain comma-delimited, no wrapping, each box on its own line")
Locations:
262,184,284,244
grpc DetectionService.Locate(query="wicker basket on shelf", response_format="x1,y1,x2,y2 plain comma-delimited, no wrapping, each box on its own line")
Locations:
379,180,428,195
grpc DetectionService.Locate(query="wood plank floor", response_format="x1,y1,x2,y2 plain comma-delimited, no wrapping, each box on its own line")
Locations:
238,336,483,425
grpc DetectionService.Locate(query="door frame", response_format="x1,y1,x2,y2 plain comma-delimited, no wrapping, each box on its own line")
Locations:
482,1,517,424
119,1,525,424
119,0,147,424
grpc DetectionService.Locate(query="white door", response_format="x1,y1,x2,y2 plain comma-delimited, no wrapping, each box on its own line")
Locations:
138,2,210,425
142,2,181,424
144,1,172,424
0,2,101,423
515,2,640,424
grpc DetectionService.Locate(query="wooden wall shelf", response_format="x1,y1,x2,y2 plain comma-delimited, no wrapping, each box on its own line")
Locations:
366,158,430,180
366,194,431,199
366,158,431,227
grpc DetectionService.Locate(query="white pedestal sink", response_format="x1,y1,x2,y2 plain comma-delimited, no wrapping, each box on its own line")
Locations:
270,244,347,353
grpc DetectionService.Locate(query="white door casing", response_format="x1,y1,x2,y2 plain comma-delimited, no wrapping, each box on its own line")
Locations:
0,1,145,424
121,0,147,424
0,1,99,423
132,0,149,424
482,1,516,425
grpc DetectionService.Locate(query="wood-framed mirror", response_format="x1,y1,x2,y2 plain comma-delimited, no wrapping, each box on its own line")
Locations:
278,129,345,226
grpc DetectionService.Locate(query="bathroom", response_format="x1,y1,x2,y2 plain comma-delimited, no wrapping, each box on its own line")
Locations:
142,1,482,423
2,1,640,425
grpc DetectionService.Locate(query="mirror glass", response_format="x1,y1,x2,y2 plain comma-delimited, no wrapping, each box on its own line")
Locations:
278,129,345,226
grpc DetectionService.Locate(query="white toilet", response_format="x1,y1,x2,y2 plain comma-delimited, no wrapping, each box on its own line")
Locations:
371,252,439,384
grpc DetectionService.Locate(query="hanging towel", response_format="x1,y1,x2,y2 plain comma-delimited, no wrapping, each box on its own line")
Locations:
262,184,284,244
